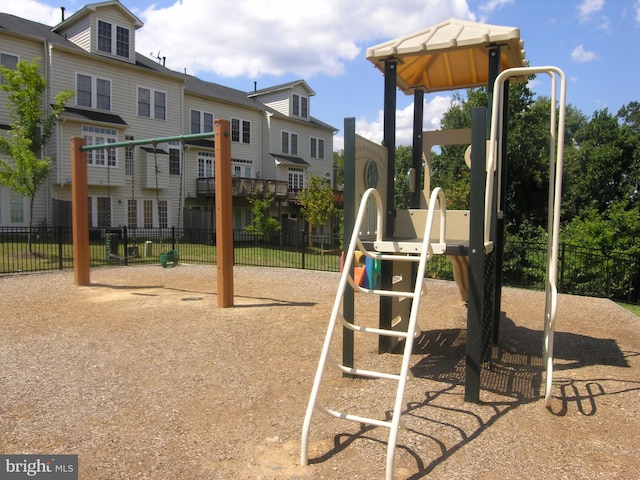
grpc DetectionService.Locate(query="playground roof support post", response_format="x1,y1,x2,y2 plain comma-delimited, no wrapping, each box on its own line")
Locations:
411,89,425,209
342,117,356,372
383,59,398,238
464,45,504,403
379,58,399,353
465,106,488,403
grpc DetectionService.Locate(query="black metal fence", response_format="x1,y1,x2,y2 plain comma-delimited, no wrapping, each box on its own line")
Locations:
2,226,640,304
0,226,342,275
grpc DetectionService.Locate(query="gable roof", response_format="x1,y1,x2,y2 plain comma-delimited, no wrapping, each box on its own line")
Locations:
366,18,527,94
184,75,264,112
248,79,316,98
52,0,143,33
0,12,77,47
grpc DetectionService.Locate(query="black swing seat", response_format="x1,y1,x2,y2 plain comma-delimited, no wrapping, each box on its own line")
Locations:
107,246,140,261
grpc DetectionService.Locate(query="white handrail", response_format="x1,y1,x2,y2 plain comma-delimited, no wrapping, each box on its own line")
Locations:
486,66,566,405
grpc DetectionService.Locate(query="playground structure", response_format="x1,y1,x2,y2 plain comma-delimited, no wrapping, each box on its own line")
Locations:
70,121,235,307
301,19,566,479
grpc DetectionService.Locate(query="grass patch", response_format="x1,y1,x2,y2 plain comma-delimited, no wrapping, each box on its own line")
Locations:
617,302,640,317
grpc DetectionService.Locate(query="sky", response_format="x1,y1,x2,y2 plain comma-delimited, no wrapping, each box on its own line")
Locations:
2,0,639,151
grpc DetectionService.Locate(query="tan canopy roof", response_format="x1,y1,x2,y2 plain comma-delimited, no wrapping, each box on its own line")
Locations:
366,18,527,94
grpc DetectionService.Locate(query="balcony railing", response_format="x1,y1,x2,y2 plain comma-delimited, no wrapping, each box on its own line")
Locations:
196,176,288,198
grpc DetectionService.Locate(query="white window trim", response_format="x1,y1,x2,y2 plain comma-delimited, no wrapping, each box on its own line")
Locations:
191,109,215,134
197,151,215,178
288,166,305,190
0,51,19,85
82,125,118,167
137,86,167,120
310,137,325,159
281,130,298,155
96,19,131,59
231,158,253,178
231,117,251,144
76,73,112,110
292,93,309,119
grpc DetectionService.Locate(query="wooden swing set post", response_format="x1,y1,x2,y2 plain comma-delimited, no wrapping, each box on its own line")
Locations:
214,119,234,307
71,136,91,286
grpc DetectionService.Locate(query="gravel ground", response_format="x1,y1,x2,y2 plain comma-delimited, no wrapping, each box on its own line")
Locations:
1,264,639,479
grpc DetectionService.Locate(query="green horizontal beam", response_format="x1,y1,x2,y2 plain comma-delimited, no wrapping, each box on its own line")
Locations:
80,131,215,151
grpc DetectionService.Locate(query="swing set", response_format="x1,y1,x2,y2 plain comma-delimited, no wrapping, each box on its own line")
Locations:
103,138,184,266
71,120,236,308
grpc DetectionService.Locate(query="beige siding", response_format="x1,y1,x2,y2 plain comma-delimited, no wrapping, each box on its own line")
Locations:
0,35,45,125
65,17,91,52
49,44,184,227
257,90,290,116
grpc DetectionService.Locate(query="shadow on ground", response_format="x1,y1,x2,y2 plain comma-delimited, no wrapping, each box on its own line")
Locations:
309,312,640,478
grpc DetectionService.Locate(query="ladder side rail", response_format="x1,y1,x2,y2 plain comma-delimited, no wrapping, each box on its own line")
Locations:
385,186,446,479
301,187,384,465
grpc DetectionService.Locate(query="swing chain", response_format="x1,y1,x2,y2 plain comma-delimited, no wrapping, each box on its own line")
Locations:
152,140,162,229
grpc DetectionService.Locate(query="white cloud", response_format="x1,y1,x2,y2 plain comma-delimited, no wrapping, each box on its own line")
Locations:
571,44,597,62
477,0,514,22
577,0,604,21
636,0,640,25
350,95,452,147
576,0,609,29
131,0,474,80
0,0,63,25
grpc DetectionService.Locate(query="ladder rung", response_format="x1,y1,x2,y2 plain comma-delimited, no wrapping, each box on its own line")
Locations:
340,319,412,339
316,404,393,429
329,358,403,381
348,278,418,299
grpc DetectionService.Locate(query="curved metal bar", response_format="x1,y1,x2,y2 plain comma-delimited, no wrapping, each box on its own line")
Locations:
486,66,566,406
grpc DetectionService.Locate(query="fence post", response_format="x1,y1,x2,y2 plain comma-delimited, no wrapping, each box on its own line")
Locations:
57,225,64,270
123,226,129,266
558,241,565,293
301,230,306,270
171,226,176,251
629,255,640,305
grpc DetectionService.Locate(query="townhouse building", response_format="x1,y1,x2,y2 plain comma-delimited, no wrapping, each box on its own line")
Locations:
0,0,337,237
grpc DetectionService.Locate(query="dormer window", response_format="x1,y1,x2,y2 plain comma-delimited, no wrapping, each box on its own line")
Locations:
97,20,130,59
292,93,309,119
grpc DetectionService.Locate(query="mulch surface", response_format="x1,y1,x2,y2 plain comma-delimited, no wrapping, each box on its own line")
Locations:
1,265,639,479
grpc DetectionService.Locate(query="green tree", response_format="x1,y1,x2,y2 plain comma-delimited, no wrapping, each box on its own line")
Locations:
245,190,281,242
0,57,72,252
563,107,639,220
431,80,586,238
393,145,413,209
299,173,336,249
333,149,344,190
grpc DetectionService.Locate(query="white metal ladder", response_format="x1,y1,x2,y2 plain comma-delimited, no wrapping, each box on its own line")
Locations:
301,186,447,480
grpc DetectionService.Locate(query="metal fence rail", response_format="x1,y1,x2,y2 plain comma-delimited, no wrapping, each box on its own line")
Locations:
2,226,639,304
